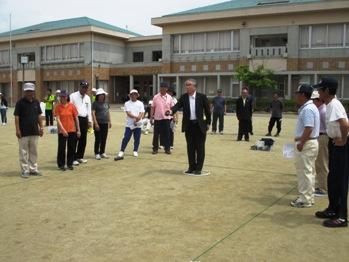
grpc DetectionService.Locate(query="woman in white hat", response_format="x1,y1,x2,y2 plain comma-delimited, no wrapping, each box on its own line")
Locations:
92,88,111,160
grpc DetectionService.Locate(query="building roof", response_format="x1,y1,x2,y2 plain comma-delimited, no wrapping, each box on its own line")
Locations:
165,0,322,17
0,16,141,37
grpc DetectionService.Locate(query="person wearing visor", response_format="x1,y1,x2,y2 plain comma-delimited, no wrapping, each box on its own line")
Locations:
291,84,320,208
315,77,349,228
69,80,92,165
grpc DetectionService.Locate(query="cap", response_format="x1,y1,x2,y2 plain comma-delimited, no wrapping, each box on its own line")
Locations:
295,84,313,96
56,89,61,94
129,89,139,95
80,80,89,88
148,100,153,105
160,82,169,88
23,83,35,91
313,77,338,90
92,88,97,92
311,90,320,99
96,88,108,96
60,90,68,97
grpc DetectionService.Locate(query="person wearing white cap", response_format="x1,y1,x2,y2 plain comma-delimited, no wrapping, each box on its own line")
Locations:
114,89,145,161
311,90,329,197
92,88,111,160
14,83,44,178
55,89,61,104
0,92,8,125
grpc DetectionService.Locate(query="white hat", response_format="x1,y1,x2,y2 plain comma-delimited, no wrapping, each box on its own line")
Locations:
96,88,108,96
129,89,139,95
56,89,61,94
23,83,35,91
311,90,320,99
92,88,97,92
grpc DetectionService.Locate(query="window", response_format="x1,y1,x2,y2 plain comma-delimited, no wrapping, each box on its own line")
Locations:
193,33,205,52
328,24,343,47
312,25,327,47
133,52,144,62
218,31,231,51
181,34,193,53
346,24,349,46
233,30,240,51
343,75,349,99
0,50,9,65
206,32,219,52
173,35,180,53
54,45,62,60
152,50,162,62
300,26,309,48
47,46,54,61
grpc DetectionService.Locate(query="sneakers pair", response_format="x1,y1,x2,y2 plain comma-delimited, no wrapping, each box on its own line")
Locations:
315,208,348,228
290,197,313,208
73,159,88,165
114,151,138,161
20,170,41,178
96,153,109,160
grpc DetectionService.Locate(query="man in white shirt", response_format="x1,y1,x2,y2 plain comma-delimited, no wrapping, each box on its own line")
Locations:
114,89,145,161
315,78,349,228
69,80,92,165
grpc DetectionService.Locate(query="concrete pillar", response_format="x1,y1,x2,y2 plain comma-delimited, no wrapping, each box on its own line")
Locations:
314,73,318,85
217,74,221,90
287,74,292,99
129,75,134,92
176,75,180,96
152,74,157,96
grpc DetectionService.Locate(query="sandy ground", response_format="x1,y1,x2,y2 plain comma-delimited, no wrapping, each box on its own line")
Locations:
0,108,348,262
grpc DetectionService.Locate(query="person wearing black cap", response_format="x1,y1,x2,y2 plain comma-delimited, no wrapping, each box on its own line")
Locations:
236,87,253,141
211,89,226,135
315,77,349,228
168,79,211,175
291,84,320,208
150,82,174,154
69,80,92,165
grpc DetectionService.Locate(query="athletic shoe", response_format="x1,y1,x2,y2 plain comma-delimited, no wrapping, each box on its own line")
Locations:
95,154,101,160
77,159,87,164
101,153,109,159
58,166,66,171
315,188,327,197
20,172,30,179
30,170,42,176
114,152,124,161
165,150,171,155
73,160,80,166
2,123,6,126
265,133,272,136
133,151,138,157
274,133,280,137
219,131,224,135
315,208,337,219
170,146,174,150
290,197,312,208
152,150,158,155
159,146,164,150
323,218,348,228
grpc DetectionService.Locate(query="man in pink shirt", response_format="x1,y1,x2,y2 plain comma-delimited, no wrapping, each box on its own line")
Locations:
151,82,174,154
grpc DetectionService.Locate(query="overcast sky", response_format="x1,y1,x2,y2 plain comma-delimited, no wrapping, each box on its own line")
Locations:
0,0,220,35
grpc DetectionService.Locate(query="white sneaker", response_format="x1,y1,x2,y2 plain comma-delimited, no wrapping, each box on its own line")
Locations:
77,159,87,164
170,146,174,150
133,151,138,157
73,160,80,166
159,146,164,150
101,153,109,159
114,151,124,161
2,123,5,126
95,154,101,160
219,131,224,135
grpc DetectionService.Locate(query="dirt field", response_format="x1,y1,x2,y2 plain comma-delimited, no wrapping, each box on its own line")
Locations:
0,108,348,262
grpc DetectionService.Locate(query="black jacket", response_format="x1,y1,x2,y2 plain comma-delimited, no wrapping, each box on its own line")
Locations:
0,97,8,107
236,96,253,120
172,92,211,134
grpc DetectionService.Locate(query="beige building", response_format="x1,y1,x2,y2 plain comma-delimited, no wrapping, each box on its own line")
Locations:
0,0,349,105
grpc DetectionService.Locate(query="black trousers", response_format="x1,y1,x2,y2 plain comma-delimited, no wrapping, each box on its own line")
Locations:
75,116,88,160
268,117,282,134
327,139,349,220
212,112,224,132
57,132,77,167
94,123,109,155
238,119,250,140
185,121,206,171
45,109,53,126
153,119,171,151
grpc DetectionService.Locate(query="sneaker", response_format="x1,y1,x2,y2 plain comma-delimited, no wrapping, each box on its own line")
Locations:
219,131,224,135
58,166,66,171
314,188,327,197
133,151,138,157
152,150,158,155
2,123,6,126
315,208,337,219
20,172,30,179
144,131,149,135
323,218,348,228
95,154,101,160
30,170,42,176
170,146,174,150
290,197,312,208
77,159,87,164
265,133,272,136
159,146,164,150
73,160,80,166
101,153,109,159
165,150,171,155
274,133,280,137
114,152,124,161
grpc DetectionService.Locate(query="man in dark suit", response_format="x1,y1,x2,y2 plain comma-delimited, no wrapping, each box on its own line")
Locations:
236,87,253,141
169,79,211,175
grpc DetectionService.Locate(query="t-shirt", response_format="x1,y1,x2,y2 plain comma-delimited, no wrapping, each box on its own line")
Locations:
124,100,145,128
45,95,55,110
92,102,110,124
14,97,42,137
270,100,283,118
212,96,225,114
326,98,348,139
54,102,78,133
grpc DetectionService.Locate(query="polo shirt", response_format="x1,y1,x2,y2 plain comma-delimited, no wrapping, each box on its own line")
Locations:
152,93,174,120
54,102,78,133
14,97,42,137
295,100,320,138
